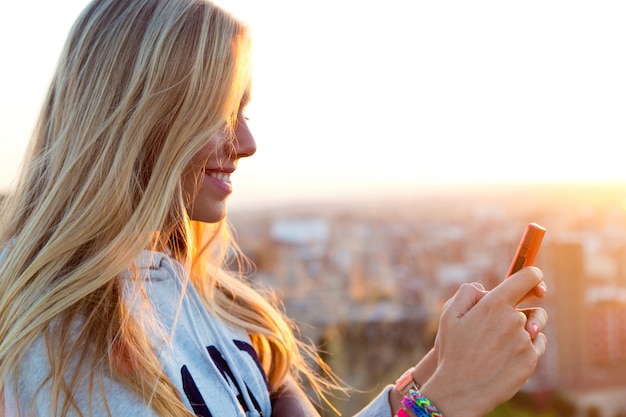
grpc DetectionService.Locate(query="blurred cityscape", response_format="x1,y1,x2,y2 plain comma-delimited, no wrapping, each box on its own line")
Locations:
4,182,626,416
229,183,626,417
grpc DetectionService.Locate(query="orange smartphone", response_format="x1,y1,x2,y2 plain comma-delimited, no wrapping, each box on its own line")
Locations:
506,223,546,278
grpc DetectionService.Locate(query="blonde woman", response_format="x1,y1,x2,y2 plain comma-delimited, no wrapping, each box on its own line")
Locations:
0,0,548,416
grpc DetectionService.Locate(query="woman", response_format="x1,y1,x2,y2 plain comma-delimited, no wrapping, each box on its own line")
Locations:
0,0,547,416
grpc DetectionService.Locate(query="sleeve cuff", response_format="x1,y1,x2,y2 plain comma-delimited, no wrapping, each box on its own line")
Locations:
353,385,394,417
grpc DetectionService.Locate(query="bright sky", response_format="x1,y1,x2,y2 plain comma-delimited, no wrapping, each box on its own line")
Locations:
1,1,625,206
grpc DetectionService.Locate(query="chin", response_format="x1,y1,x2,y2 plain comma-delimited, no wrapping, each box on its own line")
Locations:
189,201,227,223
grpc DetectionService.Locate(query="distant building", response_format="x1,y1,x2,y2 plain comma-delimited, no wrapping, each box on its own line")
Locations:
551,240,588,387
551,240,626,416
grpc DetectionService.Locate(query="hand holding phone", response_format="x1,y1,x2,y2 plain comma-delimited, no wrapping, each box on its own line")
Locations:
506,223,546,278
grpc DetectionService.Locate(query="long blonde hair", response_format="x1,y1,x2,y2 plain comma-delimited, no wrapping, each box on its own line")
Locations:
0,0,340,415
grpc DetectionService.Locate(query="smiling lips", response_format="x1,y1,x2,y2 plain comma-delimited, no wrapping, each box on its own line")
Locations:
205,170,233,194
208,171,231,186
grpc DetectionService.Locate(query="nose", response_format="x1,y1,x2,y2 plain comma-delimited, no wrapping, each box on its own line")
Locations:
233,113,256,158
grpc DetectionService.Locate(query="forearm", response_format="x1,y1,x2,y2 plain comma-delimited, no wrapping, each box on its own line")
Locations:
390,348,483,417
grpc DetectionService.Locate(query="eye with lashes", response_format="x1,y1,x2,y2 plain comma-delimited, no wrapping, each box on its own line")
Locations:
239,92,251,121
238,103,249,121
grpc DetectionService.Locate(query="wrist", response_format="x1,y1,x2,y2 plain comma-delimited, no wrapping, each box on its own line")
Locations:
391,349,439,416
401,389,446,417
395,367,421,397
391,367,422,415
418,375,485,417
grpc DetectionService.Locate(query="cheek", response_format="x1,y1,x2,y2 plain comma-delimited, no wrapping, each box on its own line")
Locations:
195,133,230,165
181,162,205,202
179,131,228,200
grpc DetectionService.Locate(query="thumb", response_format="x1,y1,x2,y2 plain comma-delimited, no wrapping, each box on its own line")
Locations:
487,266,544,307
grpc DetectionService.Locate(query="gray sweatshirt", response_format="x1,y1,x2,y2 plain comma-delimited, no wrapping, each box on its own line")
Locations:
3,251,392,416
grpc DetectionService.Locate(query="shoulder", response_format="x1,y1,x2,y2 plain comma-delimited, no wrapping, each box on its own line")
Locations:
127,250,185,282
7,331,159,416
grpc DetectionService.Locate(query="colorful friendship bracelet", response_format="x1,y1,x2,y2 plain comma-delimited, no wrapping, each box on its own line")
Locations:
406,389,445,417
401,395,429,417
397,408,412,417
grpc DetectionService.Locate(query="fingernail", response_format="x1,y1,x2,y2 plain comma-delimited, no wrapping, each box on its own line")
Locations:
532,323,538,334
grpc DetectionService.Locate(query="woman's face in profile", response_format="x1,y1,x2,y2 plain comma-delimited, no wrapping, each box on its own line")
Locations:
182,106,256,223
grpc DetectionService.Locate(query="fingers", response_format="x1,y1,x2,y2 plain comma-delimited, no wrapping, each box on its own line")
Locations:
487,266,544,307
521,307,547,339
422,278,548,417
469,282,486,291
532,331,547,357
517,281,547,305
531,281,547,299
443,282,489,319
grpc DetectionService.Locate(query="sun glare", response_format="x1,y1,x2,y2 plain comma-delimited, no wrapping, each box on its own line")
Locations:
1,0,625,199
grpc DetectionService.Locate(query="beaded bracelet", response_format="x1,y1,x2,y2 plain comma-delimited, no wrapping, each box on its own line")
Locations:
401,388,445,417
